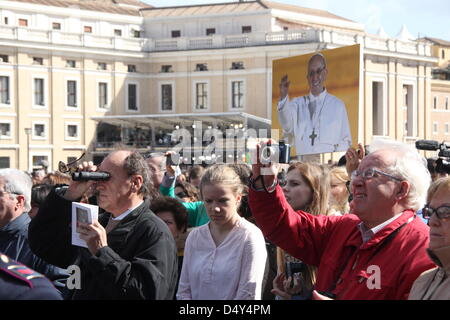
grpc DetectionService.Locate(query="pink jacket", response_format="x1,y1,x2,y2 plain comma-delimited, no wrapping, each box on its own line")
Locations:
249,185,435,300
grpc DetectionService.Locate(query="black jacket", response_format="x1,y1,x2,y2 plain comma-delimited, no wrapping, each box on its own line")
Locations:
28,188,178,300
0,213,68,292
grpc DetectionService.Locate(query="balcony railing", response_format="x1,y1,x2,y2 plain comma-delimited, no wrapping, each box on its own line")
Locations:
0,25,432,57
0,26,145,52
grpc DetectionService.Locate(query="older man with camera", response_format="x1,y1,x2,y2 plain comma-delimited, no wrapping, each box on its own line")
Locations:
249,139,435,299
28,149,178,299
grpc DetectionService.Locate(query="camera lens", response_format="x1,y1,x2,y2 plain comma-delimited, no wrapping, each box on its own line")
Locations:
260,146,276,163
436,159,450,174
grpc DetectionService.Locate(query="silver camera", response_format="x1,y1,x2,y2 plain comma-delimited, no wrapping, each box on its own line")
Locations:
260,141,291,164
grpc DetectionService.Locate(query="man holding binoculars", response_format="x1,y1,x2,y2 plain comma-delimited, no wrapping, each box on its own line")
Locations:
28,148,178,300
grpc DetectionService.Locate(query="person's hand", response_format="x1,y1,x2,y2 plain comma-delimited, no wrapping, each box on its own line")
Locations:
285,273,303,295
164,151,178,177
312,290,334,300
78,220,108,256
345,143,364,177
279,75,290,101
271,273,303,299
251,140,279,189
64,161,97,201
271,273,292,300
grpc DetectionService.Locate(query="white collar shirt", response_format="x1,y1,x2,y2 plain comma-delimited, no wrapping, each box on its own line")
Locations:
308,89,327,104
357,212,404,244
111,200,144,221
176,217,267,300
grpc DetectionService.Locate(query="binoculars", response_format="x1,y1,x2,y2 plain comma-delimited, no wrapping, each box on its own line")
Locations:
71,171,110,181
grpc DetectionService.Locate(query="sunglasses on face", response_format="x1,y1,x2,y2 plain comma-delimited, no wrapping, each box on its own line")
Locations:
176,191,188,199
422,205,450,220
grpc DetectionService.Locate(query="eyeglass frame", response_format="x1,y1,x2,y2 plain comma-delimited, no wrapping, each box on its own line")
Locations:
307,66,326,78
0,189,21,198
421,204,450,220
351,167,403,182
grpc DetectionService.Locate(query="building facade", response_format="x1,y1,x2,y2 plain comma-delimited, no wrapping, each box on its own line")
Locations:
0,0,439,171
420,38,450,146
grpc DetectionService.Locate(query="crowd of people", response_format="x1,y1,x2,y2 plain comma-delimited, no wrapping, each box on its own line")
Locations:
0,138,449,300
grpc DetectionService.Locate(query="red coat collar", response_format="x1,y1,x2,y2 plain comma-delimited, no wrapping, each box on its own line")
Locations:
359,210,416,250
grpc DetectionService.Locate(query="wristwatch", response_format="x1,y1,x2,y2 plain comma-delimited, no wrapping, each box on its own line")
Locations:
249,175,278,193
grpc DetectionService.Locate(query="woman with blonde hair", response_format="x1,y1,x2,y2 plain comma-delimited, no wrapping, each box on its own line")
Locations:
409,177,450,300
272,162,331,299
177,164,267,300
282,162,330,216
328,166,350,216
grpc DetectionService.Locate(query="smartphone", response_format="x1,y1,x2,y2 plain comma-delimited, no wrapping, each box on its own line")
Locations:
285,261,306,279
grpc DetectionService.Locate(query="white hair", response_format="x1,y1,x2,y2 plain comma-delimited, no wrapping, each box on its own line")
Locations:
0,168,32,212
368,139,431,211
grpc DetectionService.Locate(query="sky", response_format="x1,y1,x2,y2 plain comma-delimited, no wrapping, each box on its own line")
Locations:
143,0,450,41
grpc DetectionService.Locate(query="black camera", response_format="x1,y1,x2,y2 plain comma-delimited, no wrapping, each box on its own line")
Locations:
416,140,450,174
260,141,291,164
72,171,111,181
285,261,306,279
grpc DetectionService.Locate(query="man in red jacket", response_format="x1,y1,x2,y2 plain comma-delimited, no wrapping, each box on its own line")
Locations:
249,139,435,300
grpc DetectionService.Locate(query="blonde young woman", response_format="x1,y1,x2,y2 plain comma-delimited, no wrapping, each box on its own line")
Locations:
328,166,350,216
272,162,331,299
176,165,267,300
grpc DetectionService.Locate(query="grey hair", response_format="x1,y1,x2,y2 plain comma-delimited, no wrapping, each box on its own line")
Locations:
144,152,166,171
0,168,32,212
123,151,153,200
368,139,431,211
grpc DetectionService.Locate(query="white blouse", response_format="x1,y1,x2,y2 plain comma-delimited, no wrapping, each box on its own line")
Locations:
176,217,267,300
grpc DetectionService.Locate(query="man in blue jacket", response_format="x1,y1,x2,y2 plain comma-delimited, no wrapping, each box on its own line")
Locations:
0,168,68,293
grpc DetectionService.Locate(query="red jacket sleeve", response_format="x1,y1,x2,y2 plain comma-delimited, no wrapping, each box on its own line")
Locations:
249,185,343,266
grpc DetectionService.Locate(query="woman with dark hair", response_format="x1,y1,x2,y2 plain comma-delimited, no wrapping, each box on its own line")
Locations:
151,196,188,240
151,196,189,299
30,184,54,218
188,165,205,189
174,181,199,203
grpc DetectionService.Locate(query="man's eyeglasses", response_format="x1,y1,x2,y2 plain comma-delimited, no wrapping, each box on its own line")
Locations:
0,190,20,197
422,204,450,220
351,168,402,182
308,66,325,78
